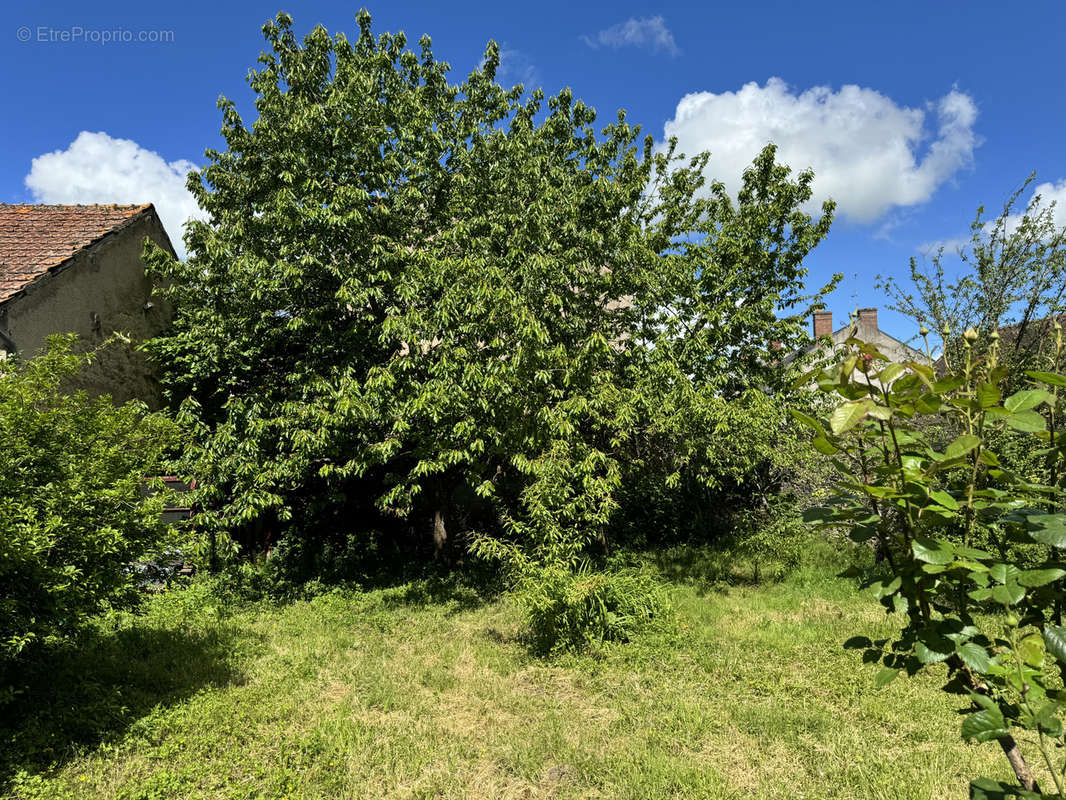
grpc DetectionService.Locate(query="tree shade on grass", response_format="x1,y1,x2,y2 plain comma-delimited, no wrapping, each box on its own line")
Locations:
1,540,1013,800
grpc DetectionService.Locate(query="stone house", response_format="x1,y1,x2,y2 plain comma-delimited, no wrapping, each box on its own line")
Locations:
811,308,929,364
785,307,932,387
0,203,175,403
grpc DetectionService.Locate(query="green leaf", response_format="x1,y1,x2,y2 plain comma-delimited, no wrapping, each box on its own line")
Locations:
854,340,889,360
946,434,980,459
791,367,823,389
848,525,878,543
990,564,1021,584
866,404,892,421
969,691,999,712
802,506,836,524
829,401,871,435
916,631,954,663
961,707,1008,742
906,362,935,388
978,449,1000,466
957,642,992,672
934,376,965,393
788,408,824,436
976,383,1001,409
1027,370,1066,387
870,575,902,600
1032,701,1064,737
874,667,899,687
912,536,954,564
862,484,897,498
1026,514,1066,547
914,393,941,413
811,437,838,455
928,490,959,511
983,406,1010,421
1004,388,1050,412
969,776,1042,800
892,593,909,614
1017,568,1066,587
877,363,905,384
1043,625,1066,665
1005,410,1046,432
991,583,1025,606
1017,635,1044,667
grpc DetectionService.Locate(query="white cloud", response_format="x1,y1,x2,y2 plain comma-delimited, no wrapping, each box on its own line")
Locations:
1009,179,1066,233
660,77,979,223
25,131,201,259
497,46,539,89
916,236,971,256
923,179,1066,253
582,16,680,57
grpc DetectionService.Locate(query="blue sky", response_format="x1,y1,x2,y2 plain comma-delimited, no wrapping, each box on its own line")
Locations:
3,0,1065,342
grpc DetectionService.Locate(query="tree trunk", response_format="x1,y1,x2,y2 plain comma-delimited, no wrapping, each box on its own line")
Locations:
433,509,447,558
998,735,1040,793
964,666,1041,792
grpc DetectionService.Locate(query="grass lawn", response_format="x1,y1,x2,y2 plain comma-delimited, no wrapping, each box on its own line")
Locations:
2,541,1013,799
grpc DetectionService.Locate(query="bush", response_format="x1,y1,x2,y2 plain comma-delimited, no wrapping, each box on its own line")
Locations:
0,336,177,673
729,496,806,583
516,564,667,654
803,326,1066,795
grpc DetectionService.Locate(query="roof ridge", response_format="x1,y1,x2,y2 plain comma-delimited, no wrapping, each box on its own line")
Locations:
0,202,152,210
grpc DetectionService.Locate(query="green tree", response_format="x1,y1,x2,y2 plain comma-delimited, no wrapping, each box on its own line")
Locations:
880,175,1066,378
0,336,176,676
146,11,837,576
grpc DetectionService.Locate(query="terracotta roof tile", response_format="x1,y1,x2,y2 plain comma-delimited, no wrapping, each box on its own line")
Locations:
0,203,152,305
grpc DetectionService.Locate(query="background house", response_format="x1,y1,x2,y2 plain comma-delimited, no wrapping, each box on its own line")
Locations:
0,203,175,404
785,307,932,387
810,308,929,364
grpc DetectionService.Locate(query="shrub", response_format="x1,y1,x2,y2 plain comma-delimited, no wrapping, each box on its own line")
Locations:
0,336,177,674
516,564,667,654
802,325,1066,796
729,496,806,583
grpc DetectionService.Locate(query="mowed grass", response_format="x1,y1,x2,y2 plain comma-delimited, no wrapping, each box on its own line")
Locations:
3,542,1013,799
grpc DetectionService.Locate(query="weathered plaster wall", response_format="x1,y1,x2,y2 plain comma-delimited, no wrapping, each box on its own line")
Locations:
829,321,928,364
0,213,173,405
823,320,931,390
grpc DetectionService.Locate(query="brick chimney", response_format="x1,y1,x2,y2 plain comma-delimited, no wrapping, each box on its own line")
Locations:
813,310,833,339
857,307,878,330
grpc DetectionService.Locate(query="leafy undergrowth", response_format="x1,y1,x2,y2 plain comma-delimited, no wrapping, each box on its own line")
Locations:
3,540,1013,799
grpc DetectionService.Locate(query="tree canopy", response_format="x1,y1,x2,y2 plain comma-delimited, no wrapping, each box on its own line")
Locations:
880,175,1066,375
146,11,837,574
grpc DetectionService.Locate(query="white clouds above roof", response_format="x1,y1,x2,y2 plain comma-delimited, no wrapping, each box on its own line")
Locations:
25,131,201,259
660,77,979,223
